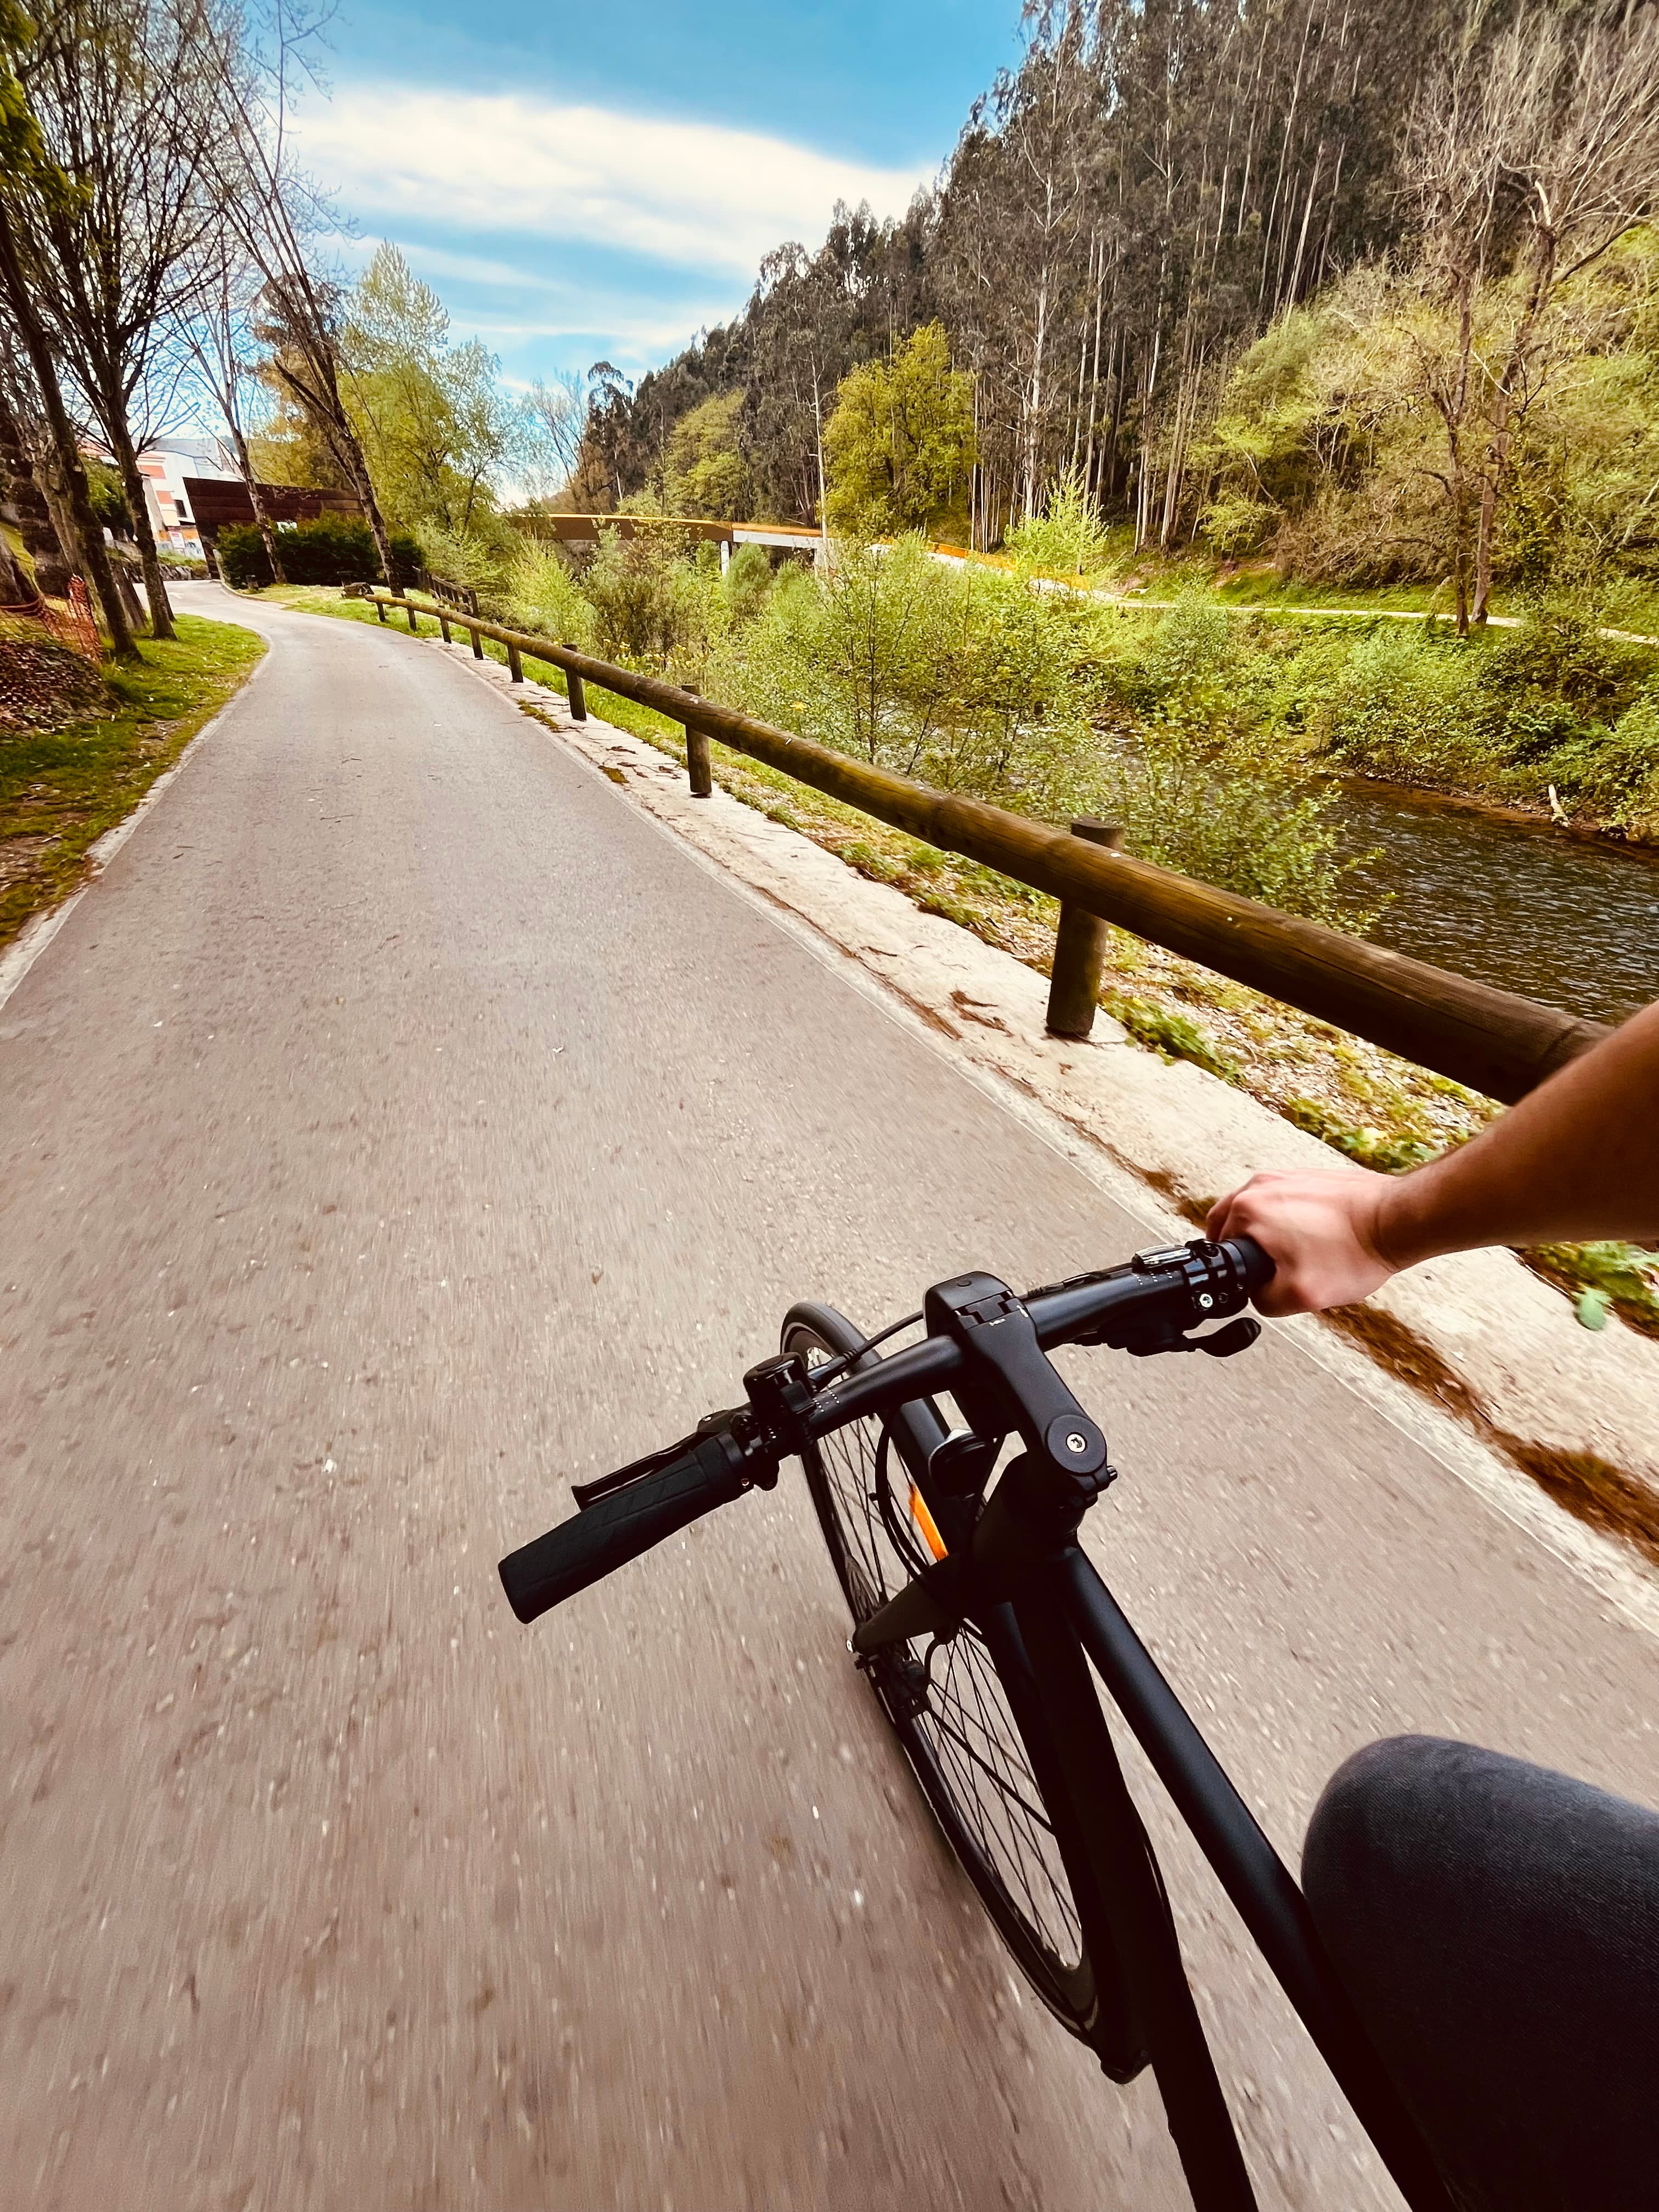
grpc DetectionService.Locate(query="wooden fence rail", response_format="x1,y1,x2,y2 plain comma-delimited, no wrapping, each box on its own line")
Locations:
358,586,1612,1105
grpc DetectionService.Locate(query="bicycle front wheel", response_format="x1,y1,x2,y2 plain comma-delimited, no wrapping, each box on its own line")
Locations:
783,1301,1137,2069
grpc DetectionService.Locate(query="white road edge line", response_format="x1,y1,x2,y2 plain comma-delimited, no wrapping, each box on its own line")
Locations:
0,636,271,1020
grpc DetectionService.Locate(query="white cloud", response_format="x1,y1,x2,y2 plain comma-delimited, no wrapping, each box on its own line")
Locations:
294,82,931,276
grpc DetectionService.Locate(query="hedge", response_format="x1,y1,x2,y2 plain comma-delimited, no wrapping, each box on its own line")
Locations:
216,515,421,589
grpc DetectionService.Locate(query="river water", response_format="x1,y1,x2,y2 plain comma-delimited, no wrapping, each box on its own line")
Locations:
1333,783,1659,1025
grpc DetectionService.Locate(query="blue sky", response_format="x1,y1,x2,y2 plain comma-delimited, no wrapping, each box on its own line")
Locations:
291,1,1023,391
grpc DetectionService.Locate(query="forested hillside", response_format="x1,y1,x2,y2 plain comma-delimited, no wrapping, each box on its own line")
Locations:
575,0,1659,627
578,0,1440,531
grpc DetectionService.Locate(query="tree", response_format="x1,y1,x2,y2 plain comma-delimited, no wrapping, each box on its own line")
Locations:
202,0,397,581
0,0,137,651
662,390,748,517
12,0,232,641
1406,1,1659,624
521,370,586,503
183,230,286,581
824,323,977,535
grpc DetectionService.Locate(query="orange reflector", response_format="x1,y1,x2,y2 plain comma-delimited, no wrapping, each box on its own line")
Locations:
909,1483,948,1561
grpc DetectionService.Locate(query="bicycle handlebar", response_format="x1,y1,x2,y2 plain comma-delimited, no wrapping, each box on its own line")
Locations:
500,1429,753,1624
498,1236,1274,1626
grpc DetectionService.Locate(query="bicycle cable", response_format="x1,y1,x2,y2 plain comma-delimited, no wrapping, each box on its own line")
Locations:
803,1308,924,1390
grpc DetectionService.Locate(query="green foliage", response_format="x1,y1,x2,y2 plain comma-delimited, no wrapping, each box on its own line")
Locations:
824,325,976,537
505,538,598,652
1105,997,1239,1082
1282,1095,1439,1173
84,456,131,537
662,391,749,518
1528,1240,1659,1341
217,515,420,589
1091,597,1378,927
723,541,773,622
343,244,528,550
1005,467,1114,579
1309,626,1492,788
721,534,1097,814
583,523,725,682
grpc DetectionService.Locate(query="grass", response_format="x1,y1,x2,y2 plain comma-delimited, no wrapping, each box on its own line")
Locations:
269,580,1659,1342
1,612,265,954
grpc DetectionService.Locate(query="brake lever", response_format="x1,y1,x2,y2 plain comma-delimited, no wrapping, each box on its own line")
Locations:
1124,1317,1261,1360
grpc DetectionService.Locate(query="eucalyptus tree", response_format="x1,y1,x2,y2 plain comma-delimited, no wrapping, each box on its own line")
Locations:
1406,0,1659,625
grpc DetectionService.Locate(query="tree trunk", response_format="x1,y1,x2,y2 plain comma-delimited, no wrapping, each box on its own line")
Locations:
1472,234,1559,628
0,205,137,657
105,405,176,640
0,388,65,597
0,523,31,606
221,408,284,584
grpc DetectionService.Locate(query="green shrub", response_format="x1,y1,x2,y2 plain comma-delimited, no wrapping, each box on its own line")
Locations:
583,522,717,673
1548,685,1659,834
1309,625,1492,788
505,538,598,652
723,541,773,622
1102,675,1377,929
216,515,420,589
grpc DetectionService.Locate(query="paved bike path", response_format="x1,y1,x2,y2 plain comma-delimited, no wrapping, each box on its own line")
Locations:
3,583,1656,2211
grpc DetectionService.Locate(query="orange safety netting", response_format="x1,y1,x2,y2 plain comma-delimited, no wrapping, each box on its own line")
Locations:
0,574,102,661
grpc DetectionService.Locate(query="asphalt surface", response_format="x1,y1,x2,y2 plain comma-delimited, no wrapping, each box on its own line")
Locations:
4,584,1658,2211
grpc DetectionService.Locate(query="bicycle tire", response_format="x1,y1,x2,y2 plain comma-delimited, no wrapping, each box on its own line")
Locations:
783,1301,1138,2067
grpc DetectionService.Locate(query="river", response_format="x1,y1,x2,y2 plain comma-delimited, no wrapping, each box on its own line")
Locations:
1335,783,1659,1026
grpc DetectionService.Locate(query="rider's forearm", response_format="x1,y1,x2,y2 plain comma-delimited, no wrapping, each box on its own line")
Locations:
1374,1001,1659,1268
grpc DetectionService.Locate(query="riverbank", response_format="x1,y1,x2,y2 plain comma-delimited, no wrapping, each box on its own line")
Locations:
0,613,266,955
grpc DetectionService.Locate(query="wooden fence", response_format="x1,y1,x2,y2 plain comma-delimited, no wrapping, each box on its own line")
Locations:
357,585,1612,1105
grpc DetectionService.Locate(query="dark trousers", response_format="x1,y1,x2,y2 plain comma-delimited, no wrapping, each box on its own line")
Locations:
1302,1735,1659,2211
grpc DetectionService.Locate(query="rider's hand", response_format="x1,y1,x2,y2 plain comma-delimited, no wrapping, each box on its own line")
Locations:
1207,1169,1400,1317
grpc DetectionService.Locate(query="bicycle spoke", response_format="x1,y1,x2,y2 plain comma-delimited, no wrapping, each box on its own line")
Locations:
794,1330,1091,2006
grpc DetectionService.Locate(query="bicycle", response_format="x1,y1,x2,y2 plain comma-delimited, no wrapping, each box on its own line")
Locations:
499,1236,1458,2212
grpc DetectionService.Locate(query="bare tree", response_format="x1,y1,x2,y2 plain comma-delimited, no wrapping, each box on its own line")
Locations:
521,371,587,504
0,2,138,649
183,231,286,580
0,208,139,652
1407,1,1659,622
203,0,396,581
12,0,229,641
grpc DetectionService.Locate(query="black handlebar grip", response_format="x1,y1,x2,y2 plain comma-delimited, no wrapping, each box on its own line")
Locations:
1227,1234,1276,1297
499,1431,749,1626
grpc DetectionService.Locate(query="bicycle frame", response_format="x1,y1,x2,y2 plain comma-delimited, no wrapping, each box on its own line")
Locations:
977,1545,1454,2210
841,1271,1458,2212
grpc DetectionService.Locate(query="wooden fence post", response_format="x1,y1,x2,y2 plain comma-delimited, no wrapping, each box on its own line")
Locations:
406,602,419,633
374,596,386,623
438,613,450,643
1046,819,1125,1039
470,622,484,659
567,671,587,722
507,641,523,682
683,686,712,797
